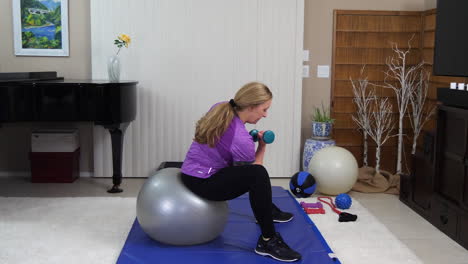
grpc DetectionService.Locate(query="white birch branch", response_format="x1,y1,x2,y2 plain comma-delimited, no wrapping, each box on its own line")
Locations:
350,66,373,167
409,70,436,154
353,96,394,174
379,36,424,174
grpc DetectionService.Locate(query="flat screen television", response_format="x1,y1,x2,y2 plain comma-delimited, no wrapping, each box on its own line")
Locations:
433,0,468,77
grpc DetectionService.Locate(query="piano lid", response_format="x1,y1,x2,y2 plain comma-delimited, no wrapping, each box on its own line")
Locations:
0,72,137,85
0,71,63,83
0,72,138,124
29,79,139,85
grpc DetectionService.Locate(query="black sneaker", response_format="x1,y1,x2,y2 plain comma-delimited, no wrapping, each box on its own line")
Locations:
255,205,294,224
272,204,294,223
255,232,302,262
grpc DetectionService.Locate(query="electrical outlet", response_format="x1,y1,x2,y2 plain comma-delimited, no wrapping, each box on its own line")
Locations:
303,50,309,62
302,65,309,78
317,65,330,78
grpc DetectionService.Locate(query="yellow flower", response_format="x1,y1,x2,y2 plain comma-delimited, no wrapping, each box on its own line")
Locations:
118,34,131,47
114,33,131,55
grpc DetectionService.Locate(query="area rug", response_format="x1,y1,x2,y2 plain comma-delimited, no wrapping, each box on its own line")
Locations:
0,197,136,264
0,195,422,264
297,196,422,264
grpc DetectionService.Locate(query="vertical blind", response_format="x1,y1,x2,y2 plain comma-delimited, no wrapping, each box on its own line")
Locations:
91,0,304,178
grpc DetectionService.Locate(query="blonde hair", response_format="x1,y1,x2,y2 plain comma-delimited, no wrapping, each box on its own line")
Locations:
194,82,273,147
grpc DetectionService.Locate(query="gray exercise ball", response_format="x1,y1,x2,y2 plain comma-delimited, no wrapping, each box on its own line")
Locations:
136,167,229,245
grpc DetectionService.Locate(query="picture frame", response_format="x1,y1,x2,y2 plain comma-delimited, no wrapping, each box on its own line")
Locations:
12,0,69,57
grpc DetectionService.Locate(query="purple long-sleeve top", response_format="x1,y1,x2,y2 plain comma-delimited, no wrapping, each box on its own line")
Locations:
181,103,255,178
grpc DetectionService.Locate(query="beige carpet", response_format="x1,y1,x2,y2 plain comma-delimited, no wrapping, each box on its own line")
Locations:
0,197,135,264
298,196,422,264
0,196,422,264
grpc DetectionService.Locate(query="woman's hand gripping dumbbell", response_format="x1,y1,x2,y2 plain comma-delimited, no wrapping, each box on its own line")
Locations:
249,129,275,144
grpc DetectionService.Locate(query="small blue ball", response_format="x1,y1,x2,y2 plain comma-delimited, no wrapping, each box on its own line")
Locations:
335,193,352,209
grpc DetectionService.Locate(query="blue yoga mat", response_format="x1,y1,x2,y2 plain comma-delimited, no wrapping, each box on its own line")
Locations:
117,186,341,264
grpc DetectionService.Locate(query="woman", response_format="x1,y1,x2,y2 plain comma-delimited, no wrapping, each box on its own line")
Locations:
181,82,301,262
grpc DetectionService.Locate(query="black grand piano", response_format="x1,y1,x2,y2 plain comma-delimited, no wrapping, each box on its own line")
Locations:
0,71,137,193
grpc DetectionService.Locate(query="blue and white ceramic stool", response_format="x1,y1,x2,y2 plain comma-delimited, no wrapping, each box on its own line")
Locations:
302,138,336,172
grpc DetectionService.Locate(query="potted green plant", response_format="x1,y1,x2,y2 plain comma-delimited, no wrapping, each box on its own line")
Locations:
311,103,334,139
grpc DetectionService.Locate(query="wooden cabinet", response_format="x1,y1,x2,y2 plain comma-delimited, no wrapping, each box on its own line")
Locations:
436,106,468,205
432,105,468,249
459,213,468,246
400,132,435,220
413,151,435,212
431,194,459,240
434,105,468,249
401,104,468,250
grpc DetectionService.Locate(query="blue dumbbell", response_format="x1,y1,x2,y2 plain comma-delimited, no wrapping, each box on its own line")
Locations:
249,129,275,144
249,129,261,142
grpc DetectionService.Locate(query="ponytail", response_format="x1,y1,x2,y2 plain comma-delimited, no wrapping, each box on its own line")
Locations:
194,102,235,147
194,82,272,147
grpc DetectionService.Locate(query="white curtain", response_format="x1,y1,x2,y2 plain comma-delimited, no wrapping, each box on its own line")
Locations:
90,0,304,178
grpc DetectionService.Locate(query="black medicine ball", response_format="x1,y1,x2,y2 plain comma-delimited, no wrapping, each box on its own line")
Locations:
289,171,317,198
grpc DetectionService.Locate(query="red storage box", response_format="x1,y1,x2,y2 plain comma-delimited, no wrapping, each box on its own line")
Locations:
30,148,80,183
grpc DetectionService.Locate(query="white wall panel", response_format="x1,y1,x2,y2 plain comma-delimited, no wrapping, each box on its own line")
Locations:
91,0,303,178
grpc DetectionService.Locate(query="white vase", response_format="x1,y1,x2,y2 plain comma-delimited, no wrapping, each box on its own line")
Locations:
302,138,336,171
107,55,121,82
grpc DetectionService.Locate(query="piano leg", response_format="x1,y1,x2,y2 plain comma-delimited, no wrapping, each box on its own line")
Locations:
105,123,130,193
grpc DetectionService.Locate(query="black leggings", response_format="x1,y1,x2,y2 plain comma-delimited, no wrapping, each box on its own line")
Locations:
181,164,275,238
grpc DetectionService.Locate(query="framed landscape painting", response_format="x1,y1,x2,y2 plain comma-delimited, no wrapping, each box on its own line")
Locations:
12,0,69,56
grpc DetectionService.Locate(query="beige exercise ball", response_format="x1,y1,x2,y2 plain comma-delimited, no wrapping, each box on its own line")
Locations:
307,146,358,195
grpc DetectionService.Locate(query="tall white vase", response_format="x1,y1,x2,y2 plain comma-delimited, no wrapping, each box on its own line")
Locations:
107,55,121,82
